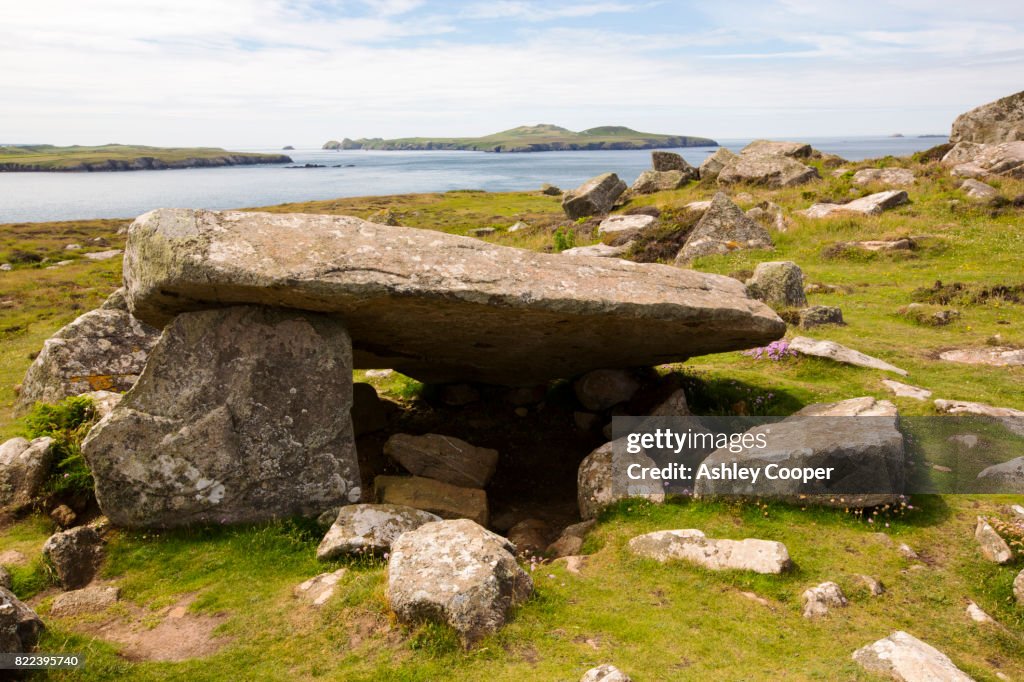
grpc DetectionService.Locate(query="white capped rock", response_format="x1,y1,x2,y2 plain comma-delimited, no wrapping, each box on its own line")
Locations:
852,631,974,682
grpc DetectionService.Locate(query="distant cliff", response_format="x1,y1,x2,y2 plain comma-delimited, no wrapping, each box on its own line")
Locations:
323,124,717,153
0,144,293,172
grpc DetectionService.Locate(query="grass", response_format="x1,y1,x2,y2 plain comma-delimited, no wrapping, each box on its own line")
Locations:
0,145,290,171
1,151,1024,679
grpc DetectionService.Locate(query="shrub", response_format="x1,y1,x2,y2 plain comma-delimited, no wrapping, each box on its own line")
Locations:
23,395,99,497
553,226,576,252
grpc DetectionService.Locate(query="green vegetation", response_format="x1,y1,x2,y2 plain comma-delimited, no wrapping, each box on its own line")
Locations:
324,124,717,153
0,145,291,171
24,396,100,496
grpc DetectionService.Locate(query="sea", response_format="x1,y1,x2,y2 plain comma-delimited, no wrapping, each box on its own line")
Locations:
0,136,946,223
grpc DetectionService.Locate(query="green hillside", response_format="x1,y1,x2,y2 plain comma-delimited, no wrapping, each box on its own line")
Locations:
0,144,292,172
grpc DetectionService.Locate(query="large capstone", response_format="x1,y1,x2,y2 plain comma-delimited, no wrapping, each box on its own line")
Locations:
120,209,784,386
81,305,359,528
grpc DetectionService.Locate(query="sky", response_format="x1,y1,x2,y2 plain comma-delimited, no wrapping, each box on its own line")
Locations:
2,0,1023,147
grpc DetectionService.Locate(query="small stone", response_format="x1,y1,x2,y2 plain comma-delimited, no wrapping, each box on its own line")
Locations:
856,575,885,596
560,243,630,258
852,168,916,187
50,585,120,617
508,221,529,232
0,436,56,511
559,555,588,575
597,214,656,238
65,243,82,251
0,587,44,653
578,440,664,520
965,601,996,625
801,581,848,618
801,190,909,218
364,369,393,379
898,543,919,560
975,517,1013,564
540,184,562,196
562,173,628,220
630,169,691,194
50,504,77,528
580,664,632,682
882,380,932,401
294,569,347,607
960,178,999,199
799,305,844,329
548,535,584,558
42,526,104,590
82,249,123,261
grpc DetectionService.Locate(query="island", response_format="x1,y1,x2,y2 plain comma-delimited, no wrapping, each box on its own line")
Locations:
322,124,717,153
0,144,293,172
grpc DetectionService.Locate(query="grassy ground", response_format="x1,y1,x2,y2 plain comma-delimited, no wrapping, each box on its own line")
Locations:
0,145,289,171
2,152,1024,680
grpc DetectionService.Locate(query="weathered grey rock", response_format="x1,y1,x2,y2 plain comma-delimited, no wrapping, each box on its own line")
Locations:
560,243,630,258
630,170,691,194
881,380,931,401
81,306,360,528
562,173,628,220
942,141,984,165
507,518,551,555
50,585,120,617
960,178,999,199
975,517,1013,564
699,147,738,180
946,141,1024,179
50,504,77,528
934,400,1024,437
294,569,346,607
1014,568,1024,605
695,397,904,507
802,582,848,618
675,192,773,263
628,529,791,574
352,382,388,437
651,151,691,172
547,519,596,557
581,664,632,682
853,631,974,682
799,306,844,329
384,433,498,489
977,457,1024,493
387,519,533,646
745,261,806,308
852,168,915,187
540,184,562,196
574,369,640,411
83,249,122,261
950,90,1024,144
0,586,44,654
0,437,55,511
123,208,784,386
789,337,908,375
16,292,160,412
719,154,820,188
939,347,1024,367
745,201,791,232
740,140,813,158
800,190,909,218
375,475,488,526
42,526,104,589
578,440,665,519
317,504,440,560
597,214,656,238
966,601,996,625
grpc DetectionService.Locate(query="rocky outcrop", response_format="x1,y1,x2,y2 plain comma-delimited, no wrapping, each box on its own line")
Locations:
695,397,904,507
578,440,665,519
852,168,915,187
628,529,792,574
853,631,974,682
42,526,104,589
739,140,813,158
0,587,44,654
374,475,488,526
950,90,1024,144
387,519,533,647
562,173,627,220
942,141,1024,178
16,290,160,412
0,437,55,511
384,434,498,488
789,337,908,375
800,190,909,218
745,261,807,308
674,193,773,263
82,306,360,528
121,208,785,386
699,147,738,180
317,504,440,559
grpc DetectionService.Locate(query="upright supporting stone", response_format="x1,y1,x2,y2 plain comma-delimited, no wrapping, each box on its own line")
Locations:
82,306,360,528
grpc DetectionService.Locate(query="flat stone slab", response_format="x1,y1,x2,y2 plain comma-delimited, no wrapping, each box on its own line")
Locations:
123,209,784,386
852,168,915,187
934,399,1024,437
939,347,1024,367
853,631,974,682
801,190,909,218
628,529,791,574
789,336,908,375
882,380,932,401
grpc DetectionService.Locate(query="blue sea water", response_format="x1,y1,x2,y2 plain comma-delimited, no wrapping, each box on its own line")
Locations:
0,136,945,223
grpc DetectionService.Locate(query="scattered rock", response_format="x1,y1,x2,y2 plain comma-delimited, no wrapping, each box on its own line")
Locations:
83,249,122,261
628,529,792,574
387,519,533,647
294,569,347,607
698,147,738,180
375,475,488,526
65,243,82,251
0,436,55,511
0,263,11,271
560,243,631,258
965,601,996,625
630,170,691,194
580,664,632,682
934,400,1024,436
852,168,916,187
316,504,440,560
856,575,885,596
50,584,120,617
597,214,656,239
562,173,628,220
975,517,1013,564
882,380,932,401
547,520,596,557
938,347,1024,367
675,192,773,263
50,504,77,528
558,555,588,575
844,239,915,252
578,440,664,520
508,221,528,232
977,457,1024,493
121,208,786,386
365,369,393,379
801,190,909,218
898,543,919,560
82,306,360,528
950,90,1024,144
801,582,848,618
960,178,999,199
745,261,807,308
799,305,844,329
695,397,904,508
949,434,979,449
42,526,104,589
16,290,160,411
540,184,562,196
0,586,44,653
719,154,820,188
507,519,551,555
651,151,692,172
574,369,640,411
789,336,908,375
384,433,498,489
852,631,974,682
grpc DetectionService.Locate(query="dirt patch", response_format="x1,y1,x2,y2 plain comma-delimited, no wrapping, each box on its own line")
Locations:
68,593,231,662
